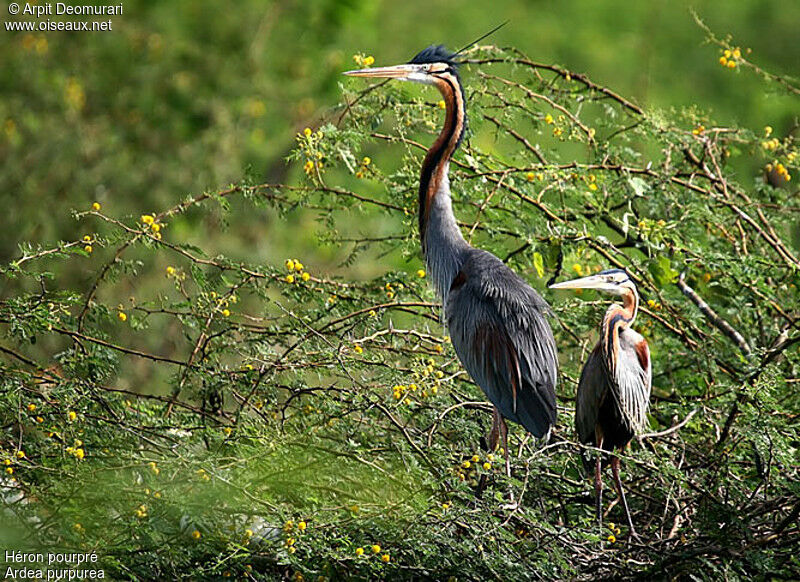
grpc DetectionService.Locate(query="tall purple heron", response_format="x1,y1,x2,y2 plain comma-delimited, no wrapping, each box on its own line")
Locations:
550,269,651,534
344,46,558,467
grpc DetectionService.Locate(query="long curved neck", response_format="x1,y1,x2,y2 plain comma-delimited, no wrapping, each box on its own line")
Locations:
419,71,469,300
601,286,639,372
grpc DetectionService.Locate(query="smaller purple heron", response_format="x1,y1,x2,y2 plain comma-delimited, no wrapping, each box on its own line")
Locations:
550,269,651,535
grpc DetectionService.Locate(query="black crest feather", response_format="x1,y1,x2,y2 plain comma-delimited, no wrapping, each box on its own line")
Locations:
407,21,508,67
408,45,458,66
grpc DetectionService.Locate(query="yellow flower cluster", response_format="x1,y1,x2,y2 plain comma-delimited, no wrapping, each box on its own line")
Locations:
354,545,389,563
766,161,792,182
65,441,85,460
355,156,371,179
761,137,780,151
692,125,705,136
140,214,164,240
299,128,325,176
352,54,375,68
718,47,741,69
20,34,48,55
284,259,311,283
646,299,662,310
195,468,211,482
135,504,148,519
64,77,85,112
454,452,495,483
607,521,621,543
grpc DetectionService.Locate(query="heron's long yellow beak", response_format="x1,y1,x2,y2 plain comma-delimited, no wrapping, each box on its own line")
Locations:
549,274,618,292
342,64,421,79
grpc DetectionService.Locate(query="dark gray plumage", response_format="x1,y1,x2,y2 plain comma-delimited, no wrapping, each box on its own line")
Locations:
344,46,559,465
447,249,557,438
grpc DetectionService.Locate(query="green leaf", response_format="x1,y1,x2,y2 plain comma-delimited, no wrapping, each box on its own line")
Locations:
533,252,545,278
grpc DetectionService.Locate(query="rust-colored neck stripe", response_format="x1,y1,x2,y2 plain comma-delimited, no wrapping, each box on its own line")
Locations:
418,71,466,252
601,286,639,374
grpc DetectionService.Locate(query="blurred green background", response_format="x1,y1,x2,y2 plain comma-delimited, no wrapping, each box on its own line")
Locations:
1,0,797,277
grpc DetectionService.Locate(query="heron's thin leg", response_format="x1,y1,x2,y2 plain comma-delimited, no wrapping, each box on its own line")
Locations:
594,451,603,529
594,430,604,531
488,407,502,451
611,455,637,538
499,415,511,478
477,408,503,498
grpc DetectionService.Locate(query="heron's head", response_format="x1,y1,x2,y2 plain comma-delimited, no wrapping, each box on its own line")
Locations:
549,269,636,297
343,45,460,86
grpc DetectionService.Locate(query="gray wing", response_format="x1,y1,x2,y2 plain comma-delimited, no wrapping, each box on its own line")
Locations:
575,343,606,448
616,328,652,435
575,330,651,465
445,249,558,438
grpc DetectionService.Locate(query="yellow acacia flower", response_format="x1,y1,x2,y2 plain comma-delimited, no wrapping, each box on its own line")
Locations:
118,312,127,322
191,530,201,540
91,202,101,211
353,344,363,354
286,274,295,284
483,462,492,470
362,157,371,165
371,544,381,553
166,266,175,276
285,259,295,271
417,269,426,278
303,127,312,138
68,410,76,421
27,403,36,412
355,547,364,556
304,160,315,174
141,215,154,225
297,521,306,531
301,272,310,282
381,554,390,563
544,114,554,124
437,100,446,110
84,245,93,254
222,309,231,317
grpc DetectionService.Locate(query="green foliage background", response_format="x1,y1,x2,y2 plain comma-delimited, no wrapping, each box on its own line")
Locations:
1,1,799,580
